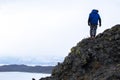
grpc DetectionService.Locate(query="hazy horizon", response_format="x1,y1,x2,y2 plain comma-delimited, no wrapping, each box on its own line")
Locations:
0,0,120,66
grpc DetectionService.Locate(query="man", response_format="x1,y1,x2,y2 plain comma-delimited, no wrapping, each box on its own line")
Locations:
88,9,101,39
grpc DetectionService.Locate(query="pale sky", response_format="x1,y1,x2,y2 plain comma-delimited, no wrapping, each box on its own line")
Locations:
0,0,120,65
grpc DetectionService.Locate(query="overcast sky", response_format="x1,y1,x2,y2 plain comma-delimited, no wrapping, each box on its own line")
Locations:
0,0,120,65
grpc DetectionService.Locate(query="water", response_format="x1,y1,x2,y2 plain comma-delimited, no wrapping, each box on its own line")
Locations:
0,72,50,80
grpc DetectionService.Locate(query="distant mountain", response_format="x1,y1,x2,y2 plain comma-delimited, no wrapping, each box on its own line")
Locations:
0,64,54,74
0,56,63,66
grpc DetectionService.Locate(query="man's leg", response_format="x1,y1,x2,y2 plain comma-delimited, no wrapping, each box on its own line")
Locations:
93,25,97,37
90,26,94,38
90,25,97,38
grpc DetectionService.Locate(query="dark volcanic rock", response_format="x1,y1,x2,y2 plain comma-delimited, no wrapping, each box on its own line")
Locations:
40,24,120,80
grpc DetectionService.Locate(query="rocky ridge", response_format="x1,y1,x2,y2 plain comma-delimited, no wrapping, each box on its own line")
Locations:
40,24,120,80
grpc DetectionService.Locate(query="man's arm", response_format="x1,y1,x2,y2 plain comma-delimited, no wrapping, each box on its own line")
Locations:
99,16,101,26
88,16,91,26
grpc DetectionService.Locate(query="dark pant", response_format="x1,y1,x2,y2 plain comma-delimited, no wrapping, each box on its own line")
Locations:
90,25,97,37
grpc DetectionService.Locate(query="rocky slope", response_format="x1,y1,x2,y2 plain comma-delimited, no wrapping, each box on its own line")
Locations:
40,24,120,80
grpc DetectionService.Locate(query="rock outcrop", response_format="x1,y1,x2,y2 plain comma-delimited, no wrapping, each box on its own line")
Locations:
40,24,120,80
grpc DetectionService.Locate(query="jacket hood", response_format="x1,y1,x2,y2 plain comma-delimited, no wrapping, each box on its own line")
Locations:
91,9,98,14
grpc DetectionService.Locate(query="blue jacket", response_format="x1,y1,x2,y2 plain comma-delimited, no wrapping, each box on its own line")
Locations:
88,9,101,25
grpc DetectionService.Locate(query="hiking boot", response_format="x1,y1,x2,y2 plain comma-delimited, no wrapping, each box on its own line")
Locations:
91,36,95,39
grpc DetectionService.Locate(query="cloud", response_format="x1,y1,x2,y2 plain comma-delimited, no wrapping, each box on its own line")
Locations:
0,0,120,65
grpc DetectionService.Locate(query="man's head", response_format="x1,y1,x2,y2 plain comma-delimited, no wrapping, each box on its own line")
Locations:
92,9,99,13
